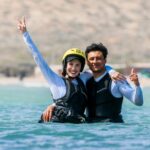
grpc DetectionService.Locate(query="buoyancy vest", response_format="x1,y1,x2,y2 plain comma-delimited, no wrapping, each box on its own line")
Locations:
86,73,123,123
52,77,88,123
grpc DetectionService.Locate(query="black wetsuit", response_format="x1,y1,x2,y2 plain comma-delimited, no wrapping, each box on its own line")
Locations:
86,73,123,123
51,77,88,123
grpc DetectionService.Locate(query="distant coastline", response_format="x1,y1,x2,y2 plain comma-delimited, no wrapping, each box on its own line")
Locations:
0,0,150,68
0,63,150,88
0,74,150,88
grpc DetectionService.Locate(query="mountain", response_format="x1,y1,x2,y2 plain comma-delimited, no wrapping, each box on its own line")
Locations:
0,0,149,76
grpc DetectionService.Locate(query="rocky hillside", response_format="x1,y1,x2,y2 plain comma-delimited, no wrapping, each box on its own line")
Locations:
0,0,149,76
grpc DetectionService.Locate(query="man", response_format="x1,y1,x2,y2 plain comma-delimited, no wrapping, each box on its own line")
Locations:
85,43,143,123
41,43,143,123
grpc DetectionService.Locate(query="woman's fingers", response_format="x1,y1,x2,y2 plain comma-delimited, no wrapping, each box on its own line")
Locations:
17,17,27,33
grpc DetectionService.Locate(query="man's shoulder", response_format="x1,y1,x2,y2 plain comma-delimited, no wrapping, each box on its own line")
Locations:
79,70,93,83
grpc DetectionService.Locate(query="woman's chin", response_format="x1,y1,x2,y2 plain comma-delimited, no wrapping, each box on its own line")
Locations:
68,73,79,78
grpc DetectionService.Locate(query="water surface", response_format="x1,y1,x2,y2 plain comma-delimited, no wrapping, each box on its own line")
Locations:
0,85,150,150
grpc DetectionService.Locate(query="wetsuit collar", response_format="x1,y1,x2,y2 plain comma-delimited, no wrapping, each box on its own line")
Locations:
94,71,107,82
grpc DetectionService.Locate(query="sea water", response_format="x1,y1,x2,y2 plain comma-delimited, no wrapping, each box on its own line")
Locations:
0,85,150,150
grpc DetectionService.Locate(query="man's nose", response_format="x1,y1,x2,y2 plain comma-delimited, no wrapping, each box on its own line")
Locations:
93,58,97,63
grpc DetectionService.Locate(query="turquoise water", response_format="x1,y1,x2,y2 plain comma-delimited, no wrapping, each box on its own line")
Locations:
0,85,150,150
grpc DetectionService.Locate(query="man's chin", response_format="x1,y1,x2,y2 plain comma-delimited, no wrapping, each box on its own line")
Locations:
92,69,103,73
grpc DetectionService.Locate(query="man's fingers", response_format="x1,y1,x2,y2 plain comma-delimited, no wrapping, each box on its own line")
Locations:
112,72,126,81
42,110,48,122
131,68,134,74
43,112,46,122
41,105,55,122
49,111,53,120
131,68,136,75
130,68,138,78
43,109,51,122
118,74,126,80
45,112,49,122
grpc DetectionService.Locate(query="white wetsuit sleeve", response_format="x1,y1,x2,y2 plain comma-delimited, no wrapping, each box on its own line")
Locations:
23,32,66,99
111,80,143,106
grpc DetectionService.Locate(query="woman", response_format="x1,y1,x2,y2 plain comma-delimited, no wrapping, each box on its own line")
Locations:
18,17,124,123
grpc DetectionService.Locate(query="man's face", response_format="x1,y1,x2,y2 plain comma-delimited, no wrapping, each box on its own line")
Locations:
87,51,106,73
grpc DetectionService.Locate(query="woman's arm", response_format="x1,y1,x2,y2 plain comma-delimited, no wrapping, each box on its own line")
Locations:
18,17,66,99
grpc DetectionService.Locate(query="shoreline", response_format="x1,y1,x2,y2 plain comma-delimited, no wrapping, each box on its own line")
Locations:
0,75,49,87
0,75,150,88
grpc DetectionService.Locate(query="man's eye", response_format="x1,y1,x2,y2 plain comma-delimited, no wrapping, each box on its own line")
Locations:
89,58,94,61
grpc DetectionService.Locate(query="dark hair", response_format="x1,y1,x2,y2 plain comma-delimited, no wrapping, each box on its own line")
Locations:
85,43,108,59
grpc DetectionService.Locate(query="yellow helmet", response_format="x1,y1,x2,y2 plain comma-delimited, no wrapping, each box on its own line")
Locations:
62,48,85,75
62,48,85,61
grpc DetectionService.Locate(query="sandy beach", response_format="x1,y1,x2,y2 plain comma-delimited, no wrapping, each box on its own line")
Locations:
0,75,49,87
0,74,150,88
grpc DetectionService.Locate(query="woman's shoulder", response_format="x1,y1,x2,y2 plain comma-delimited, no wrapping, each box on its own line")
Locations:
79,70,93,84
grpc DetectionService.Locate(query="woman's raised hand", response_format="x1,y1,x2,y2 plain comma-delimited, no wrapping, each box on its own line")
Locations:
18,16,27,33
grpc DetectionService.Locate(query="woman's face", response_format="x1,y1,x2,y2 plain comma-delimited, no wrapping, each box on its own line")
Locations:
66,59,81,78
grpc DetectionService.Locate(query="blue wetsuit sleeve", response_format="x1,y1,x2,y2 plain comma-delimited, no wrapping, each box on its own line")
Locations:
23,32,66,99
106,65,118,75
112,81,143,106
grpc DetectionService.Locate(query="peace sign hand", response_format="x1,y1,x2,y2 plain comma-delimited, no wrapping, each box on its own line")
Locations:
18,16,27,33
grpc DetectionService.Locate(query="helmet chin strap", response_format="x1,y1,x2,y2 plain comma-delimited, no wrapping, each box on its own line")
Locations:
66,74,80,80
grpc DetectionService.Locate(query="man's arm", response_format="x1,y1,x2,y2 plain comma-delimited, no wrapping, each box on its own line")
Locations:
39,104,56,123
106,65,126,81
115,68,143,106
80,65,126,85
